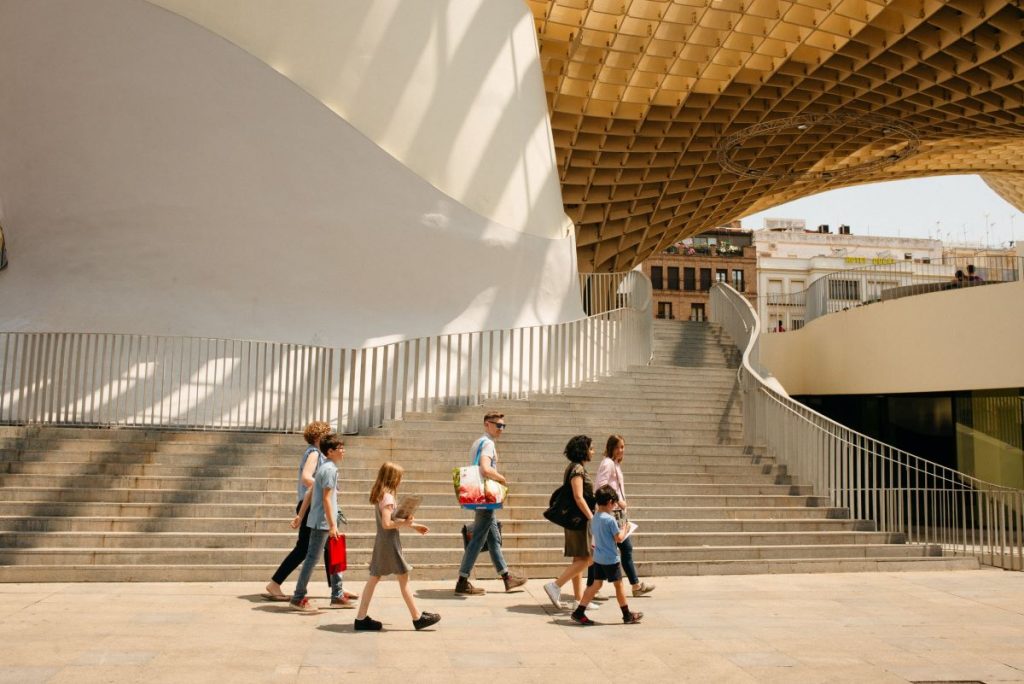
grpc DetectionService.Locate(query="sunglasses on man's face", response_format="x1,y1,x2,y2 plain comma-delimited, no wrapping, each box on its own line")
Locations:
488,421,506,430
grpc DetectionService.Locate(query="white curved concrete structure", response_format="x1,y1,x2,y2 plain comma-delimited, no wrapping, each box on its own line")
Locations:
0,0,580,347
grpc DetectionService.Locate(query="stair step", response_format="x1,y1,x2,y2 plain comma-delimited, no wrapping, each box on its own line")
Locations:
0,322,978,580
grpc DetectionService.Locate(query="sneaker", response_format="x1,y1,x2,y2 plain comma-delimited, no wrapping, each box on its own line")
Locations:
288,598,318,614
542,581,561,608
502,572,527,592
570,612,596,626
623,611,643,624
354,616,382,631
413,611,441,630
632,582,655,597
454,577,485,596
329,597,355,609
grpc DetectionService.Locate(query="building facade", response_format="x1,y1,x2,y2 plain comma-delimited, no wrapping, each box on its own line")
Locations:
755,226,944,332
642,226,757,322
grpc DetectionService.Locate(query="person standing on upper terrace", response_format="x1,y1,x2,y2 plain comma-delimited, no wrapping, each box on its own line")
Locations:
454,412,527,595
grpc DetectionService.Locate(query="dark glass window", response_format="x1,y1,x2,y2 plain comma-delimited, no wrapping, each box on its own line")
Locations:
651,266,663,290
699,268,712,291
683,268,695,291
690,303,706,321
716,269,727,283
667,267,680,290
732,269,744,292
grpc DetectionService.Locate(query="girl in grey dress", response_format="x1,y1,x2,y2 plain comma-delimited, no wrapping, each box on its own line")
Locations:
353,462,441,631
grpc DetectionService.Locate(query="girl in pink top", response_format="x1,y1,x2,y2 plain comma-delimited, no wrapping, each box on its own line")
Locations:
587,435,655,597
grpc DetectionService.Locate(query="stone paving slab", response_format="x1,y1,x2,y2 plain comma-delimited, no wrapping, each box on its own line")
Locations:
0,570,1022,683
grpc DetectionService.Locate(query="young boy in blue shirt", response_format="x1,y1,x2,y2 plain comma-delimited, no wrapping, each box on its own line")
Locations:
571,485,643,625
289,434,349,613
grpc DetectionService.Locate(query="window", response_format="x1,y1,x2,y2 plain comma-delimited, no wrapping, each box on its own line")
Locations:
699,268,711,291
829,279,860,300
690,303,706,322
716,269,727,283
683,267,695,291
791,319,804,330
667,267,680,290
651,266,663,290
657,302,673,319
731,269,744,292
767,279,783,305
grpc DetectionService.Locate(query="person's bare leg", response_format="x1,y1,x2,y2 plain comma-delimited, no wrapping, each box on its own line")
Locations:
580,579,602,607
264,581,285,598
570,572,583,601
356,576,380,619
396,573,420,619
613,579,627,607
555,557,589,587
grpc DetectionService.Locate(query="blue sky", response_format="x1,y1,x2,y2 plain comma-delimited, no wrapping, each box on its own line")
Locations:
740,175,1023,247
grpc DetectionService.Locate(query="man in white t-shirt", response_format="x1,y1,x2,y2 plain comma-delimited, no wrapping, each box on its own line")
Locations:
454,412,527,595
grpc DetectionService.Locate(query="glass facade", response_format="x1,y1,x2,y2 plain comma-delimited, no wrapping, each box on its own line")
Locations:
797,388,1024,489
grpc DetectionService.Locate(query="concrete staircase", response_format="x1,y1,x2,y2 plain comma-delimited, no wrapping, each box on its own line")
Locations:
0,320,978,581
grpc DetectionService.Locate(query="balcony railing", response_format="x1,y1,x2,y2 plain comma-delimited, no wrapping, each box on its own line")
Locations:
0,273,652,433
711,282,1023,571
761,255,1022,324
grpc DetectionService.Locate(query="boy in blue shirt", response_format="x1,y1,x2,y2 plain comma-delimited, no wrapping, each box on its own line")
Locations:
289,434,349,613
571,485,642,625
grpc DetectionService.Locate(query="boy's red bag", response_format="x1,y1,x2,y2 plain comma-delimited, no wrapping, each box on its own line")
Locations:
327,534,347,573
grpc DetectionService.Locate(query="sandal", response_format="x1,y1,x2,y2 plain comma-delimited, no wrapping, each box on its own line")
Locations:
261,593,290,602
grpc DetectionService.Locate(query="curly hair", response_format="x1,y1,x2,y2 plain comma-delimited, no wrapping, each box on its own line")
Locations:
303,421,332,446
563,434,592,463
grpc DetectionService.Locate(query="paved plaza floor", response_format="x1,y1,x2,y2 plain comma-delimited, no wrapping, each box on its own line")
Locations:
1,569,1023,683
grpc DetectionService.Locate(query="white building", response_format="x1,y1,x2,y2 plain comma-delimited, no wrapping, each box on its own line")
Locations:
755,225,944,331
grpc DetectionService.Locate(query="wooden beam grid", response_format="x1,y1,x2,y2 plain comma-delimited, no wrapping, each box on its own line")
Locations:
532,1,1024,271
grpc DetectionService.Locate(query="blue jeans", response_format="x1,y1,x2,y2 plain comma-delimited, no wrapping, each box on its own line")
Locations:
458,508,508,578
586,536,639,586
291,528,343,602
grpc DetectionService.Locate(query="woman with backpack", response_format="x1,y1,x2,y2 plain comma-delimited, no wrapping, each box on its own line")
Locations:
542,435,595,609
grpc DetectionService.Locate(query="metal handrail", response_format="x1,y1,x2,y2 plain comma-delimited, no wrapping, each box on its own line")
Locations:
711,282,1023,571
761,255,1023,325
0,273,653,433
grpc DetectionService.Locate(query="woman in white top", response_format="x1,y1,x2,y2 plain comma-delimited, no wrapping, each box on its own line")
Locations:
587,434,654,597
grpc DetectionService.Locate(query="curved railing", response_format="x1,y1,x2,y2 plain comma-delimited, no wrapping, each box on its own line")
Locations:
0,273,652,433
711,282,1023,571
762,254,1022,326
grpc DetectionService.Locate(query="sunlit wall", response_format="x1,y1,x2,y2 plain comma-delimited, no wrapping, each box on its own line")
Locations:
0,0,581,347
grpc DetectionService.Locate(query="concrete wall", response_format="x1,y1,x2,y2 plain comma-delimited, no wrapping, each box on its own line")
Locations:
760,279,1024,395
0,0,582,348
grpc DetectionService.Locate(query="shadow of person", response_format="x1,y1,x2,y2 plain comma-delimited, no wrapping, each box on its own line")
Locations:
504,603,554,616
317,623,354,634
414,588,471,600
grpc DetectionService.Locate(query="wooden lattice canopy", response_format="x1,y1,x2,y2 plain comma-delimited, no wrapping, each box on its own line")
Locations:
528,0,1024,271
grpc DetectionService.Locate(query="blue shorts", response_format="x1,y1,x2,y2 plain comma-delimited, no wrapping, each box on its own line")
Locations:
592,562,622,582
